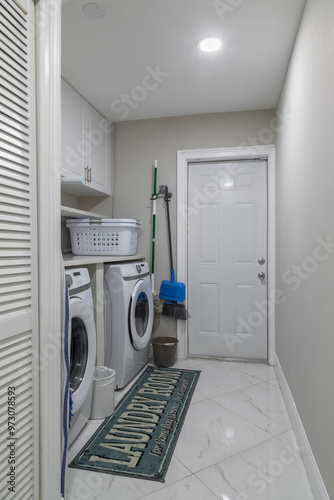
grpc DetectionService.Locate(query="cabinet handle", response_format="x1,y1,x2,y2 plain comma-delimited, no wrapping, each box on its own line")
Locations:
88,167,92,183
84,166,89,183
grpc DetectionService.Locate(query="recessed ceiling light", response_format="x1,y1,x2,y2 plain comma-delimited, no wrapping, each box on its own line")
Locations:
197,36,223,53
82,2,106,20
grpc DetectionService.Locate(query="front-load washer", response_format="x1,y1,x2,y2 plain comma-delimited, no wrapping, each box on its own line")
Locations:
65,267,96,446
104,261,154,389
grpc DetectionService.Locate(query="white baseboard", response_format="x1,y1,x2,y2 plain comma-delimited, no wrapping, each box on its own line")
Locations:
275,354,330,500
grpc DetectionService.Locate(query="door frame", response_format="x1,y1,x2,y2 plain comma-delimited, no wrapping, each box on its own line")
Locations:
176,145,276,365
35,0,63,497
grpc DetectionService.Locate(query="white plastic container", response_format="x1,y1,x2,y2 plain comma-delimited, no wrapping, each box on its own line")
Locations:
66,218,141,256
90,366,116,419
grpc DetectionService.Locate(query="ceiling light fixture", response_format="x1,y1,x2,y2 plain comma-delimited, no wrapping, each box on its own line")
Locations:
197,36,223,53
82,2,106,20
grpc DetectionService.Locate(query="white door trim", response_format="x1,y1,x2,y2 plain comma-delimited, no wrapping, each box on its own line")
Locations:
176,145,276,365
35,0,63,497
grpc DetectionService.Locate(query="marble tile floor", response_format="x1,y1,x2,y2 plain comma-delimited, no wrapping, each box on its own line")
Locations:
66,358,314,500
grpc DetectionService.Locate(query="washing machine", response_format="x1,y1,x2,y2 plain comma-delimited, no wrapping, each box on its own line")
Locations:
104,261,154,389
65,268,96,446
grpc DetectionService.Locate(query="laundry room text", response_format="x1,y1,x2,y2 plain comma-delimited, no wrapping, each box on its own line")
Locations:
88,369,184,468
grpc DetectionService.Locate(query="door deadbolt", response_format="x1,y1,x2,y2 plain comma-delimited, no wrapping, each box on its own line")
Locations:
258,257,265,265
258,272,266,280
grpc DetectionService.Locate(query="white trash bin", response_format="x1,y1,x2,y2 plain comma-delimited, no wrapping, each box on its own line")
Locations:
90,366,116,419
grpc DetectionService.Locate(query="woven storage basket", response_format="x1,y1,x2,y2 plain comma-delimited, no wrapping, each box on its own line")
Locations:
66,218,141,256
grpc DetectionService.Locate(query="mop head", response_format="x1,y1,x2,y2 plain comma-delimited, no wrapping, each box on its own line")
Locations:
162,302,190,320
152,291,164,315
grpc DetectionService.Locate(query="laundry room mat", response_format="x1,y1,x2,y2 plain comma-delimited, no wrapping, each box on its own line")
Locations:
69,365,200,482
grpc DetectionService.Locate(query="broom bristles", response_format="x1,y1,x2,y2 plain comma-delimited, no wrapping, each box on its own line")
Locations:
162,302,190,320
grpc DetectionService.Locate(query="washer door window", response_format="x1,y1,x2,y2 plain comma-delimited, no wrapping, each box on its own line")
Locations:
129,280,154,350
69,297,96,414
70,316,88,393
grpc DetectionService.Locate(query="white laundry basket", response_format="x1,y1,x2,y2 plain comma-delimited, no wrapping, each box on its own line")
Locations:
90,366,116,419
66,218,141,256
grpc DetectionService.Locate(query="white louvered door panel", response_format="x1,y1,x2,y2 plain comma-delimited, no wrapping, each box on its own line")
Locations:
0,0,39,499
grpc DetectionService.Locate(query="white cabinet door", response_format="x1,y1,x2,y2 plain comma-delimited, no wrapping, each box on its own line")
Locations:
60,79,112,196
86,104,111,194
61,79,85,178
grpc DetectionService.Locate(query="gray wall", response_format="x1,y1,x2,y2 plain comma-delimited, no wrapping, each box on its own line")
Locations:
113,110,275,336
275,0,334,496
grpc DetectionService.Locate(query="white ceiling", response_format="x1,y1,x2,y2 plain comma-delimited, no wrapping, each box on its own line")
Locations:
61,0,306,123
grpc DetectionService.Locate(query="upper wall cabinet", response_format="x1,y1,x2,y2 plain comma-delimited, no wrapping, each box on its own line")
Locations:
60,79,112,196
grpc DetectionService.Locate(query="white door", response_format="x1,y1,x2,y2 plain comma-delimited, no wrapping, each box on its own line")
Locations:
0,0,39,496
188,160,268,360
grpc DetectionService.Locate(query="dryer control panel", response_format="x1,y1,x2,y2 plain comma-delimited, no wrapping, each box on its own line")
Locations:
65,267,91,291
122,261,149,280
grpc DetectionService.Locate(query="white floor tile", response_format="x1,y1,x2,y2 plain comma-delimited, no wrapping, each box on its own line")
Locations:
192,360,261,398
269,378,281,388
66,456,191,500
213,381,292,436
140,474,220,500
190,387,208,404
230,361,277,381
66,359,315,500
173,399,272,473
173,357,212,369
197,436,314,500
276,429,303,456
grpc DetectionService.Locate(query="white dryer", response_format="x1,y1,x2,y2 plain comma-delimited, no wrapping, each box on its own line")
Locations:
66,268,96,446
104,261,154,389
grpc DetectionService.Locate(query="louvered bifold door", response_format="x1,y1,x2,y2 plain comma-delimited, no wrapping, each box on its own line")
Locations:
0,0,39,499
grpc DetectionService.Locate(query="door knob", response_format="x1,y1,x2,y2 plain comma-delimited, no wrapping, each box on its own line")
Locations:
258,272,266,280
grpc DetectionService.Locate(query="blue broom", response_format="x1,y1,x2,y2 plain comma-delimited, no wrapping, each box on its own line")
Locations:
159,185,189,320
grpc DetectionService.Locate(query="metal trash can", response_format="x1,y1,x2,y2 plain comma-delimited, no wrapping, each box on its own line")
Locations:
90,366,115,419
152,337,179,368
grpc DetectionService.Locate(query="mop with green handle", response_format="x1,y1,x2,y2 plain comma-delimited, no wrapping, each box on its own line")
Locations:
150,161,163,315
151,160,157,292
